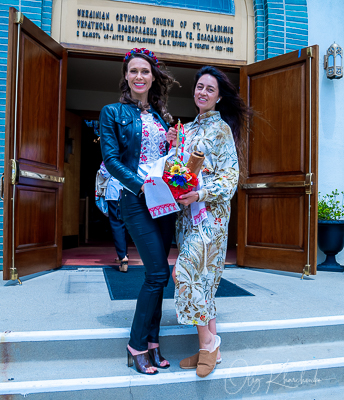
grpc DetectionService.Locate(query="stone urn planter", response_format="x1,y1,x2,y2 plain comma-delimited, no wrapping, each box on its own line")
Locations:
317,220,344,272
317,190,344,272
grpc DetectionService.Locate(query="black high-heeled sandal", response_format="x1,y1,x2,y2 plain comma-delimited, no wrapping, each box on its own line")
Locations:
148,347,170,369
127,348,159,375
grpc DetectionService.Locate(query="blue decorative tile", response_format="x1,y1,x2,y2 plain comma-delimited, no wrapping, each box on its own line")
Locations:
112,0,235,15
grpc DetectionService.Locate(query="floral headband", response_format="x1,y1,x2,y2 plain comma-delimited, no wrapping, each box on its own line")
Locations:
123,48,159,65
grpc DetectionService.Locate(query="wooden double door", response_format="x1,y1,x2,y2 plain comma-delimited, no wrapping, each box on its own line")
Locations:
238,48,318,276
2,8,318,279
3,8,66,280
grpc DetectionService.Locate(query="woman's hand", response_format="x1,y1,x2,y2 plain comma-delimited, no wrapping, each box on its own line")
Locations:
141,184,145,193
177,191,199,206
166,127,177,147
172,264,177,284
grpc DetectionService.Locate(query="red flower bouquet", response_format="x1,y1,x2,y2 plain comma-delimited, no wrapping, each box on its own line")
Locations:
163,120,203,199
162,159,198,199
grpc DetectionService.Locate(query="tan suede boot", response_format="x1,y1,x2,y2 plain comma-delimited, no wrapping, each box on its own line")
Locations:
179,352,199,369
196,348,219,377
196,335,221,378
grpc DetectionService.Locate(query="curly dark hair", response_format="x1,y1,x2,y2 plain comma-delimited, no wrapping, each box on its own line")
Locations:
119,52,177,124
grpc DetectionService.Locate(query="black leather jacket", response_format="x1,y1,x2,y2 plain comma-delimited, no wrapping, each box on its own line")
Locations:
100,102,169,196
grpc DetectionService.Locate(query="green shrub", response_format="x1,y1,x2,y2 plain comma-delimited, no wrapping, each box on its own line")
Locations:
318,190,344,220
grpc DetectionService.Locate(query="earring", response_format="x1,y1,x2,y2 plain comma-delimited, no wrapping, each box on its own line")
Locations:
216,98,221,103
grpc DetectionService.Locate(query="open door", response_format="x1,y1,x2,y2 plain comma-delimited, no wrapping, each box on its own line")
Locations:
237,46,318,276
3,8,67,280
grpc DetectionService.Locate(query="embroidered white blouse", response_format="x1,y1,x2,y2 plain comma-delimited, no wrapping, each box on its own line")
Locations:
139,113,167,165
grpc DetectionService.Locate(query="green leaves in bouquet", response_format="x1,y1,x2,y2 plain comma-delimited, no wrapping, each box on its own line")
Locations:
318,189,344,221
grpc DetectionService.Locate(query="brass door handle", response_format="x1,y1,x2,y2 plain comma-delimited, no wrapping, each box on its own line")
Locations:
305,172,313,195
10,159,17,185
241,173,313,194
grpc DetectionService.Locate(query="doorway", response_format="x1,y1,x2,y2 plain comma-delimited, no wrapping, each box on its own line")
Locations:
3,8,319,280
61,55,240,267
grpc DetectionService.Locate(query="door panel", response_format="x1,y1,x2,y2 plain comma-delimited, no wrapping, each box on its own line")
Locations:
63,111,82,240
16,186,57,248
3,8,67,280
19,34,60,168
237,47,318,275
246,190,304,249
249,64,306,176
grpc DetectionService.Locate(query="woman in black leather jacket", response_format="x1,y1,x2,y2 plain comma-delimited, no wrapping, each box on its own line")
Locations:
100,48,177,375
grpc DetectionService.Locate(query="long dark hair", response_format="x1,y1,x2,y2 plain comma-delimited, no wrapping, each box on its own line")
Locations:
193,66,251,175
120,52,177,124
193,66,250,145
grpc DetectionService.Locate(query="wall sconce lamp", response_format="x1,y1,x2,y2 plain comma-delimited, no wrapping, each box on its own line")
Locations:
324,42,343,79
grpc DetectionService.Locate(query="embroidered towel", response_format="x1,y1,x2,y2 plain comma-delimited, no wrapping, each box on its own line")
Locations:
144,149,207,226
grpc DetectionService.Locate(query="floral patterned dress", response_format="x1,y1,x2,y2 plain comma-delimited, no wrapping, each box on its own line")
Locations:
174,111,239,326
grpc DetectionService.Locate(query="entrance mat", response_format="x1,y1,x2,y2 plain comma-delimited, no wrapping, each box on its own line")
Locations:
103,266,254,300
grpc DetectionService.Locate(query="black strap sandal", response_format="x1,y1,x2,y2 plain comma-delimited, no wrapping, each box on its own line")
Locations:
148,347,170,369
127,348,159,375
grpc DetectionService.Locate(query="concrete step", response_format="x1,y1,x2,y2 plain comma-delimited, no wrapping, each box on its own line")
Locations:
1,357,344,399
2,315,344,363
1,316,344,399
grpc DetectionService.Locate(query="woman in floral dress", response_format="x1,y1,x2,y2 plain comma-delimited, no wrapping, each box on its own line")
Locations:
172,66,249,378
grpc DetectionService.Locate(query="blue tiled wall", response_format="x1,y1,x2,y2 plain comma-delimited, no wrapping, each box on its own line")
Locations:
0,0,309,271
117,0,235,15
0,1,52,270
254,0,308,61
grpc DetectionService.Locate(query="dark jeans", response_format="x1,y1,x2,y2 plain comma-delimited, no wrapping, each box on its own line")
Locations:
120,189,176,351
107,199,127,260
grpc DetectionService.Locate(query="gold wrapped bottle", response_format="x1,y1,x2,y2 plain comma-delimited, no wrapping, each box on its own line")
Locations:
186,151,205,176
